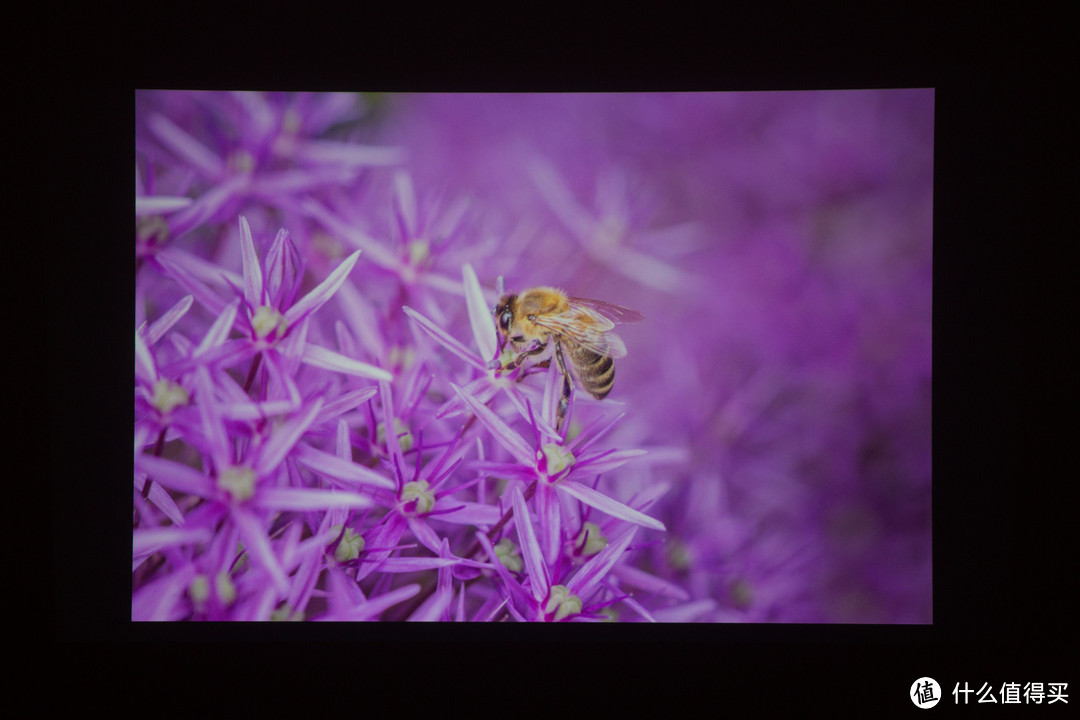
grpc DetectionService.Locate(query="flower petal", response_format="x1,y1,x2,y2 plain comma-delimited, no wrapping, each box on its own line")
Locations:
566,527,637,598
301,344,393,381
451,383,534,466
574,447,647,476
611,563,691,601
535,481,561,566
327,583,421,622
652,599,719,622
284,250,361,326
315,387,379,425
238,216,264,306
134,454,215,498
475,530,534,611
146,294,193,345
392,170,418,239
265,228,301,309
254,487,374,511
156,251,227,316
434,376,498,419
293,139,405,167
217,398,297,422
253,398,324,478
558,480,666,531
511,486,549,600
135,331,158,386
425,501,501,526
376,556,466,573
134,473,186,526
407,516,445,556
528,156,595,241
300,198,400,271
135,195,193,216
168,175,249,240
612,246,695,294
193,365,230,469
402,306,485,372
133,526,213,556
231,506,290,595
195,298,239,355
408,585,453,622
147,113,224,178
463,263,497,362
132,563,196,621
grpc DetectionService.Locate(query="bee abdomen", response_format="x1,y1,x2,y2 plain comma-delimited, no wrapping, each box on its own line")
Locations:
572,347,615,399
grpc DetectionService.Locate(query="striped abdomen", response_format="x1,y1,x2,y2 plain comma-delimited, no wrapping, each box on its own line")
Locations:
569,343,615,399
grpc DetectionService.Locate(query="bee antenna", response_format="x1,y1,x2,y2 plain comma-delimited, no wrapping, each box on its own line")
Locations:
496,276,505,297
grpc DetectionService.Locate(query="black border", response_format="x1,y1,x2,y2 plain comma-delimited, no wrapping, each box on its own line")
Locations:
30,5,1071,710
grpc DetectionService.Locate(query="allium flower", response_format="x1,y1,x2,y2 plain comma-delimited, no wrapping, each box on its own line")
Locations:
135,90,932,622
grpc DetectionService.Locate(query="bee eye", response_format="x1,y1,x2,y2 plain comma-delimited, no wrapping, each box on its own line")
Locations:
499,310,513,330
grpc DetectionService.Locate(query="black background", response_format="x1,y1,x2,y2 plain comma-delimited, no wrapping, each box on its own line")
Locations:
20,5,1072,713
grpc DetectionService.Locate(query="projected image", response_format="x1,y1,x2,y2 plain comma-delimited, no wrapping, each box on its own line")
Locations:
134,91,933,622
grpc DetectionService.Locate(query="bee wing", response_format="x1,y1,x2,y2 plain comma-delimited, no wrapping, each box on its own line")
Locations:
566,297,645,325
531,309,629,359
578,330,627,359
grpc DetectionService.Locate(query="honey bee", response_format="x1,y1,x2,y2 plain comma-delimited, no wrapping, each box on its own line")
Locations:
493,286,644,432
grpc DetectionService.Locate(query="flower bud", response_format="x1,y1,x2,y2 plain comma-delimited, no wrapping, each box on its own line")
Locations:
401,480,435,515
218,466,256,502
541,443,575,477
152,379,190,415
544,585,582,622
215,571,236,606
574,522,608,557
189,574,210,604
494,538,523,573
251,305,287,340
332,526,365,563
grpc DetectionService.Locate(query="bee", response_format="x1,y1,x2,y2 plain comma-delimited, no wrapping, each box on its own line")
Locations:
493,286,644,432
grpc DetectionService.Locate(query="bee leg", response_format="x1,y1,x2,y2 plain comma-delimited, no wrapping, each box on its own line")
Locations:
508,340,546,370
553,340,573,434
519,360,552,379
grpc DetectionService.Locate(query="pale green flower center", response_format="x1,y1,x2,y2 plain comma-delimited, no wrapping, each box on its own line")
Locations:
544,585,582,622
218,465,256,502
388,346,415,370
729,577,754,610
233,541,249,574
251,305,287,339
215,572,236,606
282,109,302,135
407,239,430,266
271,603,304,621
189,574,210,603
666,538,690,571
593,215,626,257
542,443,575,476
228,149,255,174
152,379,190,414
564,420,583,443
401,480,435,515
496,344,520,370
575,522,608,557
136,215,170,246
331,525,365,563
377,417,414,453
494,538,523,573
312,232,344,261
